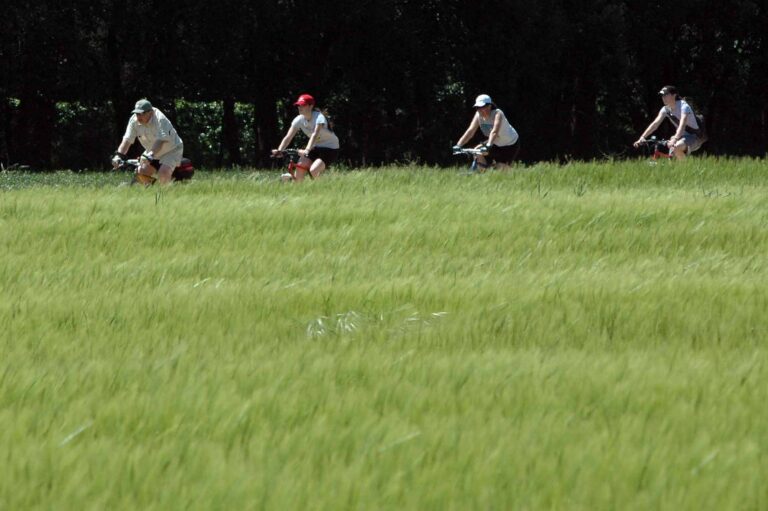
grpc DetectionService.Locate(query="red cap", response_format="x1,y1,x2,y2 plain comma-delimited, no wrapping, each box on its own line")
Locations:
294,94,315,106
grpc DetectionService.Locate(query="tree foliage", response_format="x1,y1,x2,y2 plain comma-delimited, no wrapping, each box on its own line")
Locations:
1,0,766,168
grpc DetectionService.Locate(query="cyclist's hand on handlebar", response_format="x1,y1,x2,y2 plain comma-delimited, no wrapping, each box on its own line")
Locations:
633,137,646,148
111,154,124,169
452,145,462,152
271,149,282,157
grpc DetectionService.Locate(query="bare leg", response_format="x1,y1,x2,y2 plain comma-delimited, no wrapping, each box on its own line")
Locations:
672,140,688,161
135,159,157,185
309,158,326,178
293,156,313,182
157,163,174,184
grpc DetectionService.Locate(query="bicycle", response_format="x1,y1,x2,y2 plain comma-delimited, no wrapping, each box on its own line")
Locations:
112,155,195,186
635,136,673,164
452,145,490,173
271,148,314,181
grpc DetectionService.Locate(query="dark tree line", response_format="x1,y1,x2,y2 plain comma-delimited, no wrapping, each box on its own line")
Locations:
2,0,767,169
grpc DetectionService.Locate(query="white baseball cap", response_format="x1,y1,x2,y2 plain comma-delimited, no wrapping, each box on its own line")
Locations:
473,94,493,108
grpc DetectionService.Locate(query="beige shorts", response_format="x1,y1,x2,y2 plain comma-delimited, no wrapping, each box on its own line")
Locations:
158,145,184,169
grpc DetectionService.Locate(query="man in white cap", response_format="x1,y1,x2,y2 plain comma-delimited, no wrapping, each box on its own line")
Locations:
112,99,184,184
453,94,520,171
633,85,706,160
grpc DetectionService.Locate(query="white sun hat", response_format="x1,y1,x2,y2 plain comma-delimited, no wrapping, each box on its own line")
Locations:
473,94,493,108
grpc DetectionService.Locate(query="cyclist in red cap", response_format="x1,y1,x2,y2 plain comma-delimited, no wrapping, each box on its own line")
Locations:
272,94,340,181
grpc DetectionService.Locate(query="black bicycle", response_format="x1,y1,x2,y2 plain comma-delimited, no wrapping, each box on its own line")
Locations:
635,136,672,163
112,155,195,185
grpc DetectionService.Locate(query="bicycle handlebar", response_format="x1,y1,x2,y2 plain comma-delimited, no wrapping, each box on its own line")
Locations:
452,146,488,156
636,136,669,146
271,148,301,158
112,157,140,171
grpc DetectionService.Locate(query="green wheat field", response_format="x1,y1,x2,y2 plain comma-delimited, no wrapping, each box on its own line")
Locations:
1,159,767,510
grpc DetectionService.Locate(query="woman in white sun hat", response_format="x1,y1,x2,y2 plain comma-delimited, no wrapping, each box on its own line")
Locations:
453,94,520,171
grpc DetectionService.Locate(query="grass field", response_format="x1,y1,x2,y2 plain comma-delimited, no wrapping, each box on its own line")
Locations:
1,159,767,510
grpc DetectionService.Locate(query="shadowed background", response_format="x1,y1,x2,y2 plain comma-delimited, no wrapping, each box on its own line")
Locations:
1,0,767,169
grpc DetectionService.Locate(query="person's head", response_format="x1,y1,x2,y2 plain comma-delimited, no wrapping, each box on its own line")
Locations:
294,93,315,115
658,86,679,106
473,94,495,117
132,99,154,124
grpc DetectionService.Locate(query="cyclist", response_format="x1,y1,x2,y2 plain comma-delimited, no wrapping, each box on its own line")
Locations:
272,94,339,182
112,99,184,184
453,94,520,171
633,85,705,160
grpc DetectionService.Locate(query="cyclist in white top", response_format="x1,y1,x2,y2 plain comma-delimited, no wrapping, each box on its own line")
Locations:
454,94,520,170
112,99,184,184
634,85,705,160
272,94,339,182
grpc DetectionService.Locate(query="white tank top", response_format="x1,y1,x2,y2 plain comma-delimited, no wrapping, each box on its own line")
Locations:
476,109,519,146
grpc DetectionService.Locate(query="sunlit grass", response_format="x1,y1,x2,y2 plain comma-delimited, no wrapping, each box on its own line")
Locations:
1,158,767,509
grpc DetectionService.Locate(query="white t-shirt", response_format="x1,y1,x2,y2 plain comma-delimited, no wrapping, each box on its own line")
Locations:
476,109,519,146
122,108,183,157
660,99,699,131
291,111,339,149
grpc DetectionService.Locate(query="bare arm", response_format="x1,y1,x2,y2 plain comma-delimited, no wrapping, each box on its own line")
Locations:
116,120,135,157
671,112,690,142
116,139,132,155
149,140,168,155
634,110,666,146
111,138,134,168
304,123,323,153
456,115,480,146
488,111,503,146
275,125,300,152
145,116,176,158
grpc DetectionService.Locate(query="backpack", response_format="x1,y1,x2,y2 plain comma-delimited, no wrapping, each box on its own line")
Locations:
683,113,706,141
172,158,194,181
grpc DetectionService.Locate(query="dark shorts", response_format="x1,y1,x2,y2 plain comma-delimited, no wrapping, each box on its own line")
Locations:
308,147,339,167
488,142,520,164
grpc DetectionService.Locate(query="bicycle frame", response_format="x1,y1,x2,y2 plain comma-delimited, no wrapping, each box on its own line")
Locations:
637,137,672,162
113,158,157,185
113,157,193,185
272,149,313,180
